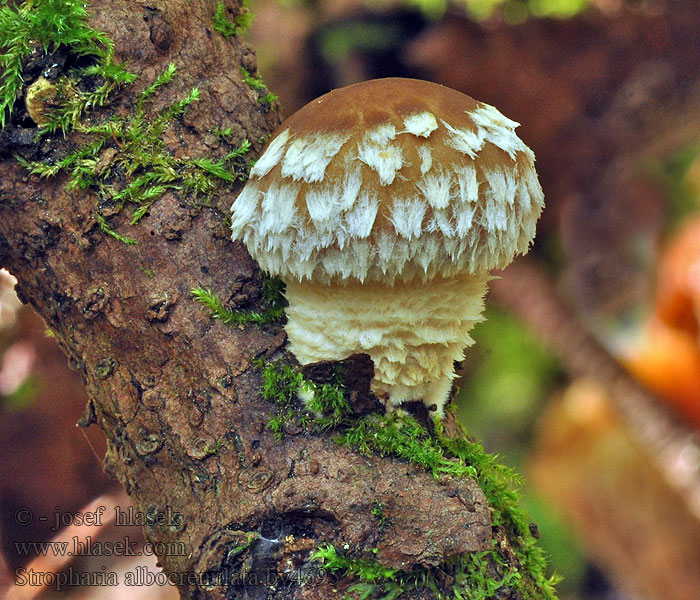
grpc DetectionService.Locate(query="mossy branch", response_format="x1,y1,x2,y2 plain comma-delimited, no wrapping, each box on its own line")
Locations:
253,358,560,600
193,287,559,598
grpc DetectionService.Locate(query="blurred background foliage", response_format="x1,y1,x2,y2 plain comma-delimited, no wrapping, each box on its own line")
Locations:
3,0,700,599
279,0,592,21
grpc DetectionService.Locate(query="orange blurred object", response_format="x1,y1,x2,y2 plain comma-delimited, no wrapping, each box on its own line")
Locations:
619,317,700,429
656,216,700,338
617,216,700,429
621,217,700,429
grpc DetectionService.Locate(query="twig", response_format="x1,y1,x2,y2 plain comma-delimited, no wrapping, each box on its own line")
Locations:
492,258,700,519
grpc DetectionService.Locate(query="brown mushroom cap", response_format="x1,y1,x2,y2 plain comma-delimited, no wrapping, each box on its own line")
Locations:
231,78,543,284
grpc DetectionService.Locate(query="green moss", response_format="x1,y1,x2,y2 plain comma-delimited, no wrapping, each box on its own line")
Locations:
311,540,528,600
257,359,303,438
6,2,254,244
212,126,233,139
140,265,155,278
17,61,252,242
338,413,477,479
240,66,278,107
38,62,137,134
311,544,399,584
310,524,556,600
211,1,253,38
259,359,559,600
94,212,137,244
451,547,523,600
371,500,388,526
255,358,353,438
191,274,286,328
302,366,351,430
0,0,134,128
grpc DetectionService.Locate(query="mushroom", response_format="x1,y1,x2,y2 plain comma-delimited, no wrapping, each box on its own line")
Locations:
231,78,544,415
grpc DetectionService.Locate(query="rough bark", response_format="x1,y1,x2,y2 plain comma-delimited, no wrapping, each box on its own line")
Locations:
0,1,497,598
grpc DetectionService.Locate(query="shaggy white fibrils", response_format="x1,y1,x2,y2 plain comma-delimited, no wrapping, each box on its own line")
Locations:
231,78,544,415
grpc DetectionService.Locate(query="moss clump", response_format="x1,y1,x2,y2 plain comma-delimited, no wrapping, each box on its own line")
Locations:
240,66,277,107
257,359,351,438
311,538,533,600
259,359,560,600
191,273,286,328
6,3,255,244
371,500,388,526
17,61,253,242
311,544,399,584
0,0,134,128
311,540,527,600
211,1,253,38
338,413,480,479
258,359,302,437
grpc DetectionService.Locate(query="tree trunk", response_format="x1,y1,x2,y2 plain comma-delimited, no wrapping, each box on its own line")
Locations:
0,1,550,598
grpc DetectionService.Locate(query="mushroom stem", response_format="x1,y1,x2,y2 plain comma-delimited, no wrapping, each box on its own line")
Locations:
284,272,491,415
